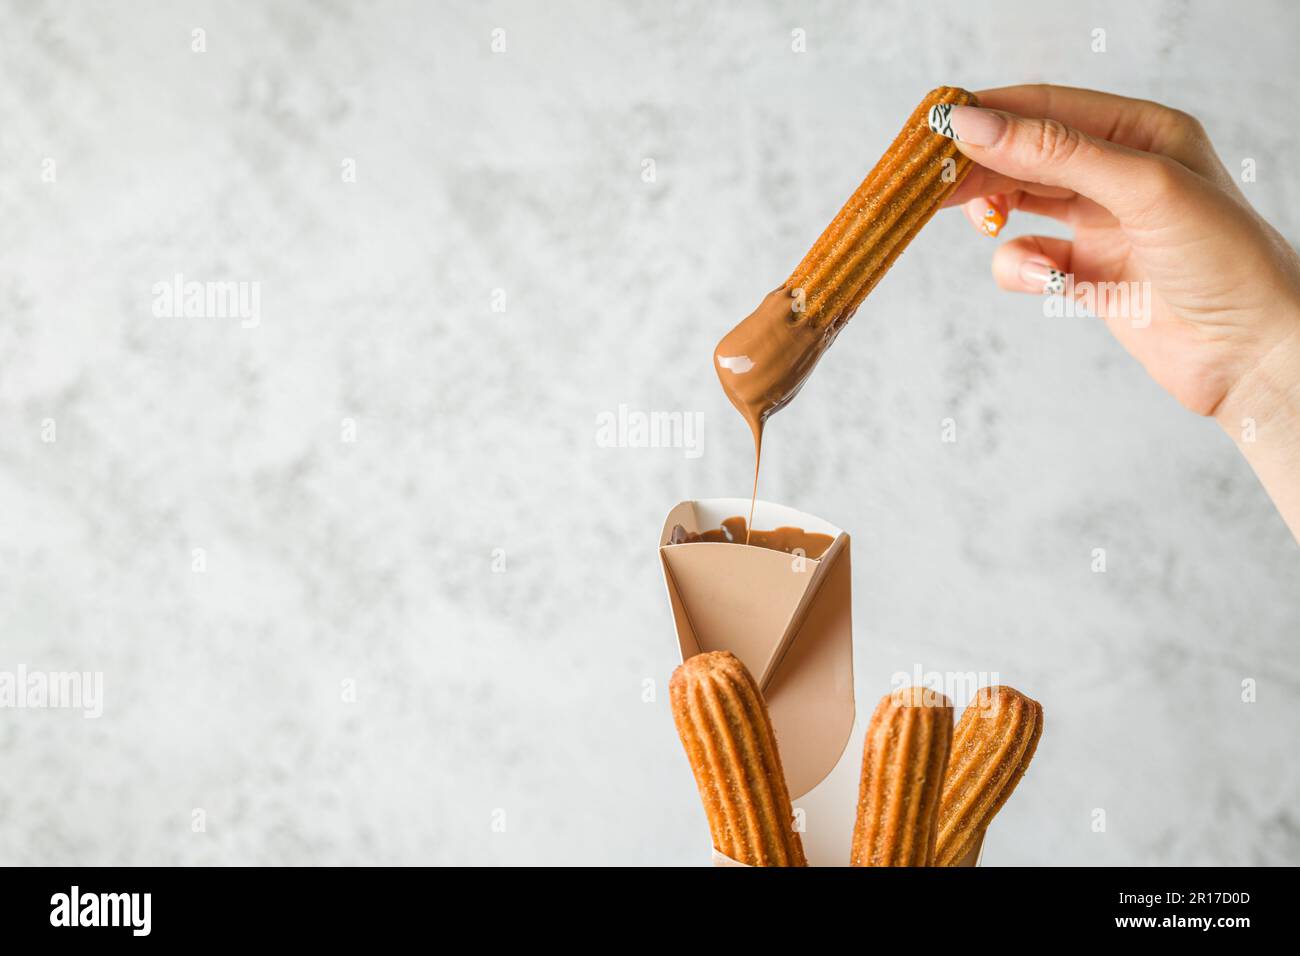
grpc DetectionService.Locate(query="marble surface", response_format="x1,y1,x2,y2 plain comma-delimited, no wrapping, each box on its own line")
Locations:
1,0,1297,866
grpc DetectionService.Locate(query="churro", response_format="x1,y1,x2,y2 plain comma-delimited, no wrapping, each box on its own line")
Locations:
935,686,1044,867
850,687,953,866
714,87,977,445
670,651,807,866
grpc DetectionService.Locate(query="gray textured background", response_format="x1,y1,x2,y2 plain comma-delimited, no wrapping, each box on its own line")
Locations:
1,0,1297,866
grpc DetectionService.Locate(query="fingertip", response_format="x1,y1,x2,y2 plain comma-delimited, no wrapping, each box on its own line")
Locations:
990,236,1075,293
930,104,1010,148
984,194,1009,237
963,196,1007,238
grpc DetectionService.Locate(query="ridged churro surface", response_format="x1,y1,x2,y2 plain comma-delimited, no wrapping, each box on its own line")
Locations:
935,686,1044,867
787,86,976,331
850,687,953,867
714,87,977,444
670,651,807,866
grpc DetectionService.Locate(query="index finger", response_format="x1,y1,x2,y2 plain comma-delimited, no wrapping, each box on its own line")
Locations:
974,84,1226,181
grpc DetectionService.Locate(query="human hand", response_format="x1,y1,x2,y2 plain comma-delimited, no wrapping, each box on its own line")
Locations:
934,84,1300,421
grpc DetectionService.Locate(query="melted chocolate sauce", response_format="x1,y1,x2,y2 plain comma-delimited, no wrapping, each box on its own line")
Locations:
668,516,833,560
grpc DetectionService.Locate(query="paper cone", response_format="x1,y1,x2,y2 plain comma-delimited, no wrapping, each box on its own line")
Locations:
662,499,992,868
659,498,855,800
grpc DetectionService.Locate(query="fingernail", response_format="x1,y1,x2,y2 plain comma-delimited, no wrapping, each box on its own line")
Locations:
979,201,1005,238
1019,259,1068,294
929,104,1006,146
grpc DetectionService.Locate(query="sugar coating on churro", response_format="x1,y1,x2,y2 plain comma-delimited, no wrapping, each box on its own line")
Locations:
935,686,1044,867
850,687,954,867
714,87,978,459
785,86,977,333
670,651,807,867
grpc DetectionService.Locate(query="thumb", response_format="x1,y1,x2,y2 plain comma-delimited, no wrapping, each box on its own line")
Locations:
928,103,1186,226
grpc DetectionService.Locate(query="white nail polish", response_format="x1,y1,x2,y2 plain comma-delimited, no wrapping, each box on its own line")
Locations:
928,103,958,140
1020,261,1068,295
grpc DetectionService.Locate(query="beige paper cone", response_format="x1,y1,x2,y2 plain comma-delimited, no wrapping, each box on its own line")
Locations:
664,499,1001,868
660,499,855,801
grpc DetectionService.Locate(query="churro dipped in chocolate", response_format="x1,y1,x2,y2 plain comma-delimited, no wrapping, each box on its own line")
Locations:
935,686,1044,867
670,651,807,866
715,86,977,445
850,687,954,867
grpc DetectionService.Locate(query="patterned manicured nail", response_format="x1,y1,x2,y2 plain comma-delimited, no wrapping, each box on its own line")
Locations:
928,104,1006,146
1020,259,1068,294
928,103,958,138
980,202,1005,238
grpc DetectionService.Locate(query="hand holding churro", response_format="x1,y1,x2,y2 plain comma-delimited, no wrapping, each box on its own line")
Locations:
936,85,1300,542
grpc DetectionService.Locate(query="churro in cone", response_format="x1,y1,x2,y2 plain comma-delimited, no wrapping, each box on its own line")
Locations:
670,651,807,866
850,687,954,866
935,686,1044,867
